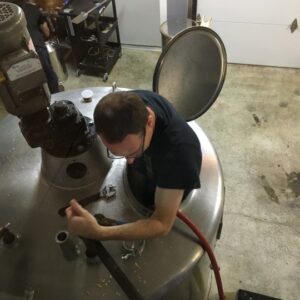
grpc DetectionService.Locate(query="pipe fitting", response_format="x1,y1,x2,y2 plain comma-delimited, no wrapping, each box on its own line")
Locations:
55,230,79,261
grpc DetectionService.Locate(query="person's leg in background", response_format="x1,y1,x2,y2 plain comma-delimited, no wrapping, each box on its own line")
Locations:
36,47,59,94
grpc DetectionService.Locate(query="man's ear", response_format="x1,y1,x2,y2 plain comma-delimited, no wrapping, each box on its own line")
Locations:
146,107,154,128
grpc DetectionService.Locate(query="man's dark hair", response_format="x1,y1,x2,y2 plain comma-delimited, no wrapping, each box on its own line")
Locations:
93,91,148,143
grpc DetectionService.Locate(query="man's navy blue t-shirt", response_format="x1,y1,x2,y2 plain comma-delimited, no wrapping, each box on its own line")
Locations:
127,90,202,206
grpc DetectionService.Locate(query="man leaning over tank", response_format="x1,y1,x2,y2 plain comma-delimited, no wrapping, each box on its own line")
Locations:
66,90,202,240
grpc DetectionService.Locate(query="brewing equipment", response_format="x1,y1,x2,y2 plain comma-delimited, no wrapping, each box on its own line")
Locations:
46,40,68,84
59,0,122,80
0,2,227,299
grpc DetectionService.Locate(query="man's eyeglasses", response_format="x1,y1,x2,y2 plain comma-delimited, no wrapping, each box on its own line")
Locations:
106,128,145,159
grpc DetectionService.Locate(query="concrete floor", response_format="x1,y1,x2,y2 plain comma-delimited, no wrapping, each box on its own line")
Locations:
0,47,299,300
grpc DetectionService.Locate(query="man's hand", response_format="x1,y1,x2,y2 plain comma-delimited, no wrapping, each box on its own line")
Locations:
65,199,101,240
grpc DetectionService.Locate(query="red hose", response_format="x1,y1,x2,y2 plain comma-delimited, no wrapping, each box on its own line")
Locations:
176,211,225,300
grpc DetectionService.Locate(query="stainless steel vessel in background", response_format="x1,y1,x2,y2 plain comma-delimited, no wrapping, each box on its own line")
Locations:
160,18,196,50
46,41,68,84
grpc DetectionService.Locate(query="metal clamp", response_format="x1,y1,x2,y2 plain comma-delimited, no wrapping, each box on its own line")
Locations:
99,184,117,199
121,240,146,260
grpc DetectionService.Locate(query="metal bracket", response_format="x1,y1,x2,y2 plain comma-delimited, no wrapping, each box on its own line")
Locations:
199,15,212,28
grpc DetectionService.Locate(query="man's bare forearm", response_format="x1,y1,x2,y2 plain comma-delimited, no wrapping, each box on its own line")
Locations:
93,217,170,241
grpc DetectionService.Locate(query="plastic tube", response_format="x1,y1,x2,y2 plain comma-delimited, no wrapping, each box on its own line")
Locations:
176,211,225,300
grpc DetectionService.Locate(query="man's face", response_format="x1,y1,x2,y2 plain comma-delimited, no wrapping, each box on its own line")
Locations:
100,131,145,164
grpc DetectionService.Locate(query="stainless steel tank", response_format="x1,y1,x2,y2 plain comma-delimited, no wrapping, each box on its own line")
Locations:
0,26,227,300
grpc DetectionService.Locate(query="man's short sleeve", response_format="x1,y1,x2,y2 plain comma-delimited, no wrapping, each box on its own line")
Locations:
154,143,201,191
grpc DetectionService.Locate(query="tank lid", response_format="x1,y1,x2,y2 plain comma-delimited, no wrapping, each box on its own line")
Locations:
153,26,227,121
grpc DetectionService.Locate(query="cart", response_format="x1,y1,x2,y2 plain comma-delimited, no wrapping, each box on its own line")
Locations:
60,0,122,81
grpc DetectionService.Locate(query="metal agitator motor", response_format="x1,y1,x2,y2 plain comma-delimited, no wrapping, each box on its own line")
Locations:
0,2,227,299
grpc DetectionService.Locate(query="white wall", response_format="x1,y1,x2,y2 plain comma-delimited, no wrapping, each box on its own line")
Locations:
160,0,167,24
114,0,190,47
115,0,161,46
198,0,300,68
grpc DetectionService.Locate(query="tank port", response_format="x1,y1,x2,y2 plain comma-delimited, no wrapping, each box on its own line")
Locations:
66,162,87,179
0,223,19,247
55,230,79,261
